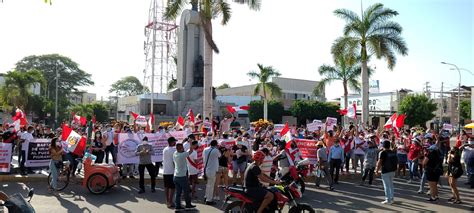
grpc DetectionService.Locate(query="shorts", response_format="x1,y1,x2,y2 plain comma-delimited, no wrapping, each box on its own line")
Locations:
188,174,198,184
246,187,268,200
232,161,247,173
163,174,175,189
397,154,408,164
218,166,228,174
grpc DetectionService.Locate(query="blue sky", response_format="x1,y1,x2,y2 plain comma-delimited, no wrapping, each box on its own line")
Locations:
0,0,472,100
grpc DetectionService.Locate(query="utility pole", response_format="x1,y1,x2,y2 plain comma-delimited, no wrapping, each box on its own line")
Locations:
424,81,431,98
440,82,444,124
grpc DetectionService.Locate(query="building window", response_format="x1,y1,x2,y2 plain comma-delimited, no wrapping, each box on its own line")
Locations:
147,104,167,114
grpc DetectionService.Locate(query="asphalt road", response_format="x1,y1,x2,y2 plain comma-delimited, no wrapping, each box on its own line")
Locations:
1,174,473,213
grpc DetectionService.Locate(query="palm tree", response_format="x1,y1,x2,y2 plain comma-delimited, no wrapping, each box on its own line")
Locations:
0,70,44,111
247,64,282,120
314,54,374,112
332,3,408,125
164,0,261,118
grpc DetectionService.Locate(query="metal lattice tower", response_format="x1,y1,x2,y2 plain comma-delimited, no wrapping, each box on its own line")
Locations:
143,0,178,95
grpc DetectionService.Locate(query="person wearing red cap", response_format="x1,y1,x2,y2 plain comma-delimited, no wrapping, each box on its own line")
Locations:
244,151,281,213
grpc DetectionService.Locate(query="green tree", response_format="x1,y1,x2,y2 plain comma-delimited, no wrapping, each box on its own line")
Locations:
289,100,340,125
399,94,437,127
69,103,109,122
247,64,282,120
460,100,471,120
217,83,230,89
0,70,44,111
165,0,261,118
332,3,408,125
248,100,284,123
167,78,177,91
109,76,148,97
314,54,373,110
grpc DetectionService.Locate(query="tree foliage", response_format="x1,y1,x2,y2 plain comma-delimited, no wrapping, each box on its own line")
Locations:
248,100,284,123
398,94,437,127
289,100,341,125
0,70,44,111
247,64,282,100
69,103,109,122
217,83,230,89
460,100,471,120
109,76,148,97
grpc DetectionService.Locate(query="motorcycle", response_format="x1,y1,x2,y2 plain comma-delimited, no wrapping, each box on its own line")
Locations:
0,188,35,213
281,159,310,194
224,181,314,213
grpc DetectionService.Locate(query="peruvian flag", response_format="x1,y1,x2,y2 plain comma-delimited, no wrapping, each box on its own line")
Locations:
280,122,293,144
130,111,147,126
61,125,86,157
226,105,250,114
12,108,27,131
393,114,406,129
147,113,155,131
384,113,397,129
176,115,185,128
186,109,195,123
346,103,357,119
71,112,87,126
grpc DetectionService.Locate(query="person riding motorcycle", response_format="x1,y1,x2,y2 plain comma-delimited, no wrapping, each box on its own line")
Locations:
244,151,281,213
274,140,301,180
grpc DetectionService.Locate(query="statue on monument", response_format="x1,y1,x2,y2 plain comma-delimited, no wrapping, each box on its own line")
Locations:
193,55,204,87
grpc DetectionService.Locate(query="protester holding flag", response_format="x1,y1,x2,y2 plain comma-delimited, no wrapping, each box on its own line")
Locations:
48,137,63,193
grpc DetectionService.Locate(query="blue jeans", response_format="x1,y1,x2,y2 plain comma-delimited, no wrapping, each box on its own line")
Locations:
381,171,395,202
174,176,191,208
49,160,60,189
419,171,427,192
408,159,419,180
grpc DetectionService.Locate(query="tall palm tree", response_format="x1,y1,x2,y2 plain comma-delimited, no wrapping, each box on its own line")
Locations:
164,0,261,118
314,54,374,112
247,64,282,120
332,3,408,125
0,70,44,111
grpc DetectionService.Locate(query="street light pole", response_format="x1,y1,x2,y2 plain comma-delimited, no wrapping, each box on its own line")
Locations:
441,62,461,134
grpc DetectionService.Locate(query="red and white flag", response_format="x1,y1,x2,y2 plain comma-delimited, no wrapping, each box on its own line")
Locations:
384,113,397,129
280,122,292,143
186,109,195,123
393,114,406,130
226,105,250,114
12,108,27,131
71,112,87,126
346,103,357,120
61,125,86,156
147,113,155,131
130,111,147,126
176,115,185,128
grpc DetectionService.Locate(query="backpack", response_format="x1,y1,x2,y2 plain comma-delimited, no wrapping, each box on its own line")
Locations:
383,150,398,173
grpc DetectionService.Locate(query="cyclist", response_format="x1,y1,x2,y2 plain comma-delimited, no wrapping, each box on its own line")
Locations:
244,151,280,213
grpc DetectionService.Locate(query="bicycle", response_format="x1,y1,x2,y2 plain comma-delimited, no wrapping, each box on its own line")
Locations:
47,158,82,191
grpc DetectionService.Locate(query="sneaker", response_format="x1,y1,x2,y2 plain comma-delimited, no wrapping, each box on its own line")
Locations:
381,200,393,205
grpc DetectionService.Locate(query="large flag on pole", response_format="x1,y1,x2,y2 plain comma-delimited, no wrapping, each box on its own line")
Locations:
12,108,27,131
384,113,397,129
176,116,185,128
61,125,86,156
280,122,292,144
71,112,87,126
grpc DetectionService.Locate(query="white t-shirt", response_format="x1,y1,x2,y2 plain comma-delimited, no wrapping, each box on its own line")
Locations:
183,141,190,151
203,146,221,175
21,132,34,151
260,155,273,177
187,150,199,175
162,146,177,175
354,138,367,155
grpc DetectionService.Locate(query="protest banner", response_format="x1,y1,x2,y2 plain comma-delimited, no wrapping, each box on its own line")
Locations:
307,120,324,132
218,139,236,149
295,139,318,164
25,139,51,167
326,117,338,131
0,143,12,172
443,123,453,132
117,131,188,164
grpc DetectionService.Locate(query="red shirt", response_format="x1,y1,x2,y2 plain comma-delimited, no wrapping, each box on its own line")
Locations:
407,144,421,161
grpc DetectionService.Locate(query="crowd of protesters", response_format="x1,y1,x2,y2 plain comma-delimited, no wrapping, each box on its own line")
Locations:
1,114,473,209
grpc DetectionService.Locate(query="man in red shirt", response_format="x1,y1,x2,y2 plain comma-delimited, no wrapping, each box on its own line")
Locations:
407,137,422,183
